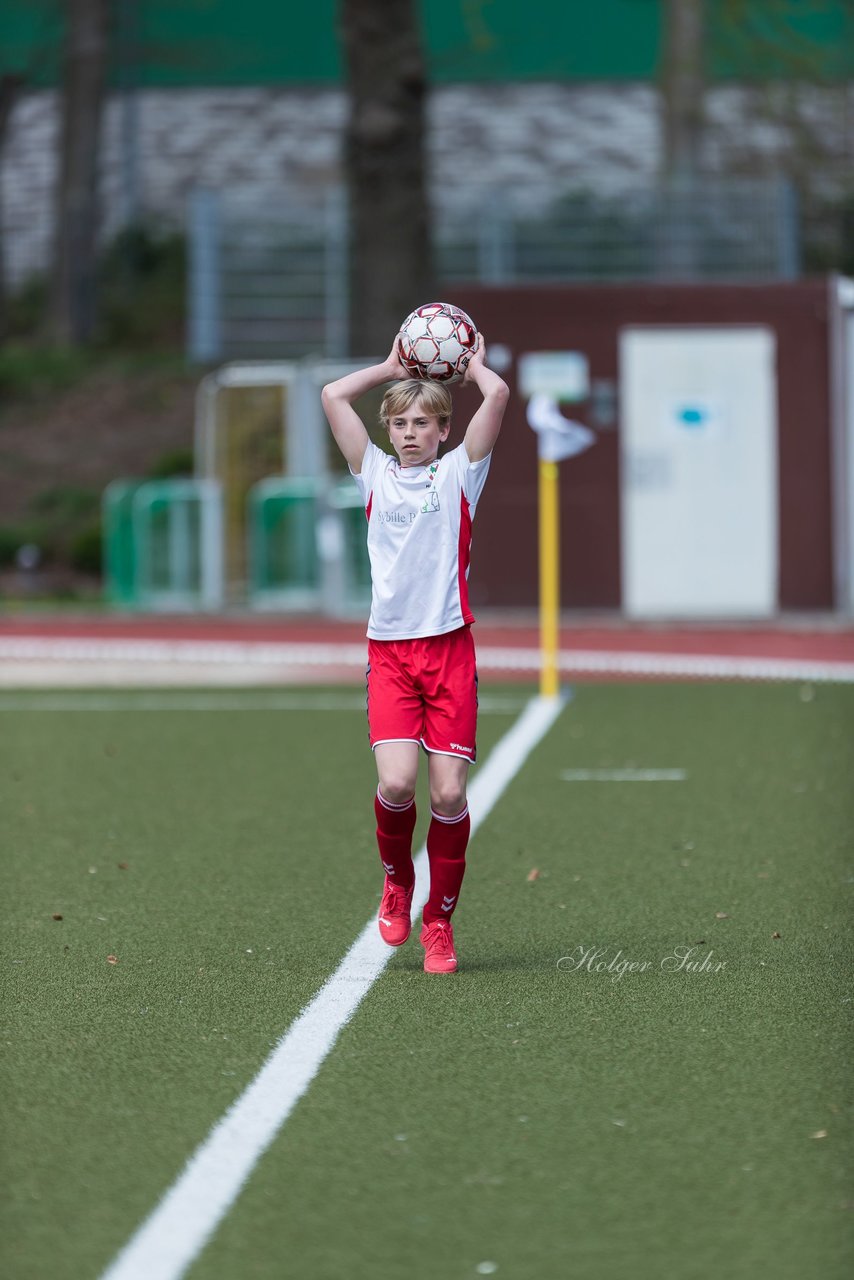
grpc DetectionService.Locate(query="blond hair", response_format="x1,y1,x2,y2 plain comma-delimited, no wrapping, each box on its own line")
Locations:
379,379,452,431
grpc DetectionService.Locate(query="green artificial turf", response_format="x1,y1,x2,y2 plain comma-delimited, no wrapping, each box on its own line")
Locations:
1,683,852,1280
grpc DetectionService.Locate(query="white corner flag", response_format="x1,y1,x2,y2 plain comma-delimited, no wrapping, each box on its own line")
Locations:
526,393,596,462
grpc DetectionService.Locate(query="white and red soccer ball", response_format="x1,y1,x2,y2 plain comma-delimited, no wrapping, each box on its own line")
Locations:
397,302,478,383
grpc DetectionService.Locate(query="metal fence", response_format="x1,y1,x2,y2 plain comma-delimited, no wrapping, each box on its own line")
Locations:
188,188,349,363
103,478,224,611
188,176,800,362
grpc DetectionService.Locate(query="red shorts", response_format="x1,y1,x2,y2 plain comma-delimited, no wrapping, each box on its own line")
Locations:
366,626,479,763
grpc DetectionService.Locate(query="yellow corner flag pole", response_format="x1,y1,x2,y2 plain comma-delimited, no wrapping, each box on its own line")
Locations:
539,458,561,698
527,372,596,700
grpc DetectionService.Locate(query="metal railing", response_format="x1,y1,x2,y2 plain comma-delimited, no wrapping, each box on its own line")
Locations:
188,176,800,362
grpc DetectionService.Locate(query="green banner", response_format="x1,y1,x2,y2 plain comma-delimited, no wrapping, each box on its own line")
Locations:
2,1,851,88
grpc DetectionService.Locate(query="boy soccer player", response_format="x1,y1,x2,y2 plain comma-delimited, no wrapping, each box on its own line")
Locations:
321,331,509,972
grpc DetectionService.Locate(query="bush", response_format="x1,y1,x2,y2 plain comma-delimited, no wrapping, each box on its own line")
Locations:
802,189,854,276
97,225,186,348
70,523,103,575
30,486,100,522
147,448,194,479
0,487,101,573
4,275,49,340
0,527,25,567
0,344,94,399
1,223,186,356
0,525,55,567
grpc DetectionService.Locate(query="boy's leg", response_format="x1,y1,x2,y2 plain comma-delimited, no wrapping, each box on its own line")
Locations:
423,753,470,923
419,754,469,972
417,627,477,929
374,741,420,889
414,628,478,969
367,639,424,944
374,741,419,946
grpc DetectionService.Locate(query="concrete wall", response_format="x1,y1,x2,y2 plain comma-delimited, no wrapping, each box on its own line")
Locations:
2,81,852,286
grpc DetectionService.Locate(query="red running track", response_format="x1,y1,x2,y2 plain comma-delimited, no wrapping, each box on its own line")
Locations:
1,613,852,663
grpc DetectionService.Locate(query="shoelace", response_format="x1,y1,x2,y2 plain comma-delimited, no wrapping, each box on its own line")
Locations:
382,883,411,915
424,922,454,956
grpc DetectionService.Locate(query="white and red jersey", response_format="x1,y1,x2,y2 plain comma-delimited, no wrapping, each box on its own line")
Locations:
350,440,492,640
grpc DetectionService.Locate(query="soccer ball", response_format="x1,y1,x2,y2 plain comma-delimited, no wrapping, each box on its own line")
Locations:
397,302,478,383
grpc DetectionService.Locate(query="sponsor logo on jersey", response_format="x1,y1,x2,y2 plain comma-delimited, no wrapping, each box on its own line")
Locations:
377,510,417,525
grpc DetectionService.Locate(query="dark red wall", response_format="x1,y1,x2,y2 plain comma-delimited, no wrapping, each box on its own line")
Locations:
447,281,834,612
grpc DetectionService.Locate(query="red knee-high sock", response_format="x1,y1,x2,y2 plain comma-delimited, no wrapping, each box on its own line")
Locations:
423,804,470,924
374,788,416,889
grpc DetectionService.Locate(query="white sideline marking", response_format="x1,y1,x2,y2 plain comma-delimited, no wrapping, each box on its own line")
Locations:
561,768,687,782
1,636,854,684
99,693,566,1280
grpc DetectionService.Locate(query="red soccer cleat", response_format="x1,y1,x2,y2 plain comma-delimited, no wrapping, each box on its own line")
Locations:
419,919,458,973
378,878,414,947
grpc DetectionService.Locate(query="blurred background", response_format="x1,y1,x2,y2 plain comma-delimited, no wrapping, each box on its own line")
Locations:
1,0,853,621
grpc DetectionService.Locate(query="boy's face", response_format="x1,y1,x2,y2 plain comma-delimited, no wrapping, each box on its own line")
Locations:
387,402,450,467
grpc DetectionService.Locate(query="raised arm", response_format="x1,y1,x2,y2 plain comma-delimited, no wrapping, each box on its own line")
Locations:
321,341,408,473
461,336,511,463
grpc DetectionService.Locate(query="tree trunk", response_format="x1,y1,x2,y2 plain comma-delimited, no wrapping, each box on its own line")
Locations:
340,0,433,358
661,0,705,180
658,0,706,275
0,74,24,340
49,0,111,345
